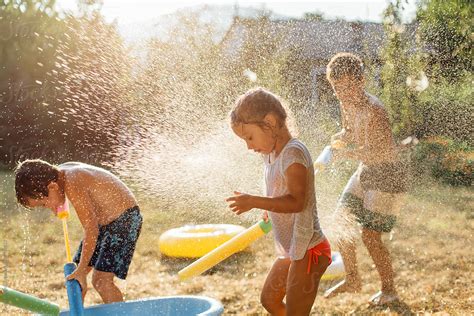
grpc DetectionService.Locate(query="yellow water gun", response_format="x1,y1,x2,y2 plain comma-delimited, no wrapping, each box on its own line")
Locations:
56,200,72,263
178,220,272,281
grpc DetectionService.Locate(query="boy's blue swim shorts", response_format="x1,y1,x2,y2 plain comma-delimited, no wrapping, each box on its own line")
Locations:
73,206,142,279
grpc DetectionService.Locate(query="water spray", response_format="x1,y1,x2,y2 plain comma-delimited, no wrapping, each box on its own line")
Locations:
314,140,347,174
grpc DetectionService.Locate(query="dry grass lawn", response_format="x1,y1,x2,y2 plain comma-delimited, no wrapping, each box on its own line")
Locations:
1,172,473,315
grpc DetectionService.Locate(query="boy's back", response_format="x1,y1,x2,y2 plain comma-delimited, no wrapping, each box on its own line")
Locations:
60,162,137,225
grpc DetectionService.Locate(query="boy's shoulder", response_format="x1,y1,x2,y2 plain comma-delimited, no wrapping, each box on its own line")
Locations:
366,93,389,118
366,93,383,108
60,162,106,188
59,162,108,175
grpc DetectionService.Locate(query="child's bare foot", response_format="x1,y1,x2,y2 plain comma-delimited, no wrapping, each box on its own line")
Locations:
369,291,399,306
324,279,362,298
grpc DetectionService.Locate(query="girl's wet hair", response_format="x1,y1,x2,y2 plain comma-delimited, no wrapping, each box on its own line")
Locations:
14,159,60,206
230,87,288,128
326,52,364,82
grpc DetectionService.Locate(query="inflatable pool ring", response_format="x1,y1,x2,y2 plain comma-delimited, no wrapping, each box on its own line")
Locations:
159,224,246,258
322,251,345,280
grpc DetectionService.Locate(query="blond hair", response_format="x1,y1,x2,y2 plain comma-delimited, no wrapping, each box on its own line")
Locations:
326,52,364,82
230,87,289,130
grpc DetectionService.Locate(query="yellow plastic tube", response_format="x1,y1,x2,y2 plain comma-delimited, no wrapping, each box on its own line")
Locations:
178,220,272,281
57,200,72,263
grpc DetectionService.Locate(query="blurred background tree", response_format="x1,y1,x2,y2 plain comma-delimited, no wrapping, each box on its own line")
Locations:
413,0,473,144
380,0,418,139
0,0,131,167
0,0,471,185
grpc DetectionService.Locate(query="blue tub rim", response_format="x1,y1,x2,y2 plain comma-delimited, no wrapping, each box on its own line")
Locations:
58,295,224,316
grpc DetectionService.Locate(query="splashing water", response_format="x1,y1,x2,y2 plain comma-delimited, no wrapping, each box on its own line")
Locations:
5,5,358,244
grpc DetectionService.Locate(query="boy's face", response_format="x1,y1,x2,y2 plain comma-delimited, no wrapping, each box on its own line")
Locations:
232,122,275,154
330,76,364,103
25,182,64,215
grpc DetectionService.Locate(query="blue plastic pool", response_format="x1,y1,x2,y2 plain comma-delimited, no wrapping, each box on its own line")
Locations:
59,295,224,316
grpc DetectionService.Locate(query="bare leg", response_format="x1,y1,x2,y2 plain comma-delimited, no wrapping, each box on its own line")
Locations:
286,252,330,315
324,237,362,298
78,266,93,301
92,270,123,303
260,257,291,316
361,228,396,295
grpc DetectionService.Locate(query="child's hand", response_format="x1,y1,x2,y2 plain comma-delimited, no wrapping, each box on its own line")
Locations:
226,191,255,215
331,129,346,143
66,267,88,300
332,147,351,161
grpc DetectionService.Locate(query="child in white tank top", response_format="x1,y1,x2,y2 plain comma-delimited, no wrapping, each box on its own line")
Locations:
226,87,331,315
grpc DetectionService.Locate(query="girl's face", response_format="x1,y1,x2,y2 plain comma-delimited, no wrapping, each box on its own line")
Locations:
232,122,275,154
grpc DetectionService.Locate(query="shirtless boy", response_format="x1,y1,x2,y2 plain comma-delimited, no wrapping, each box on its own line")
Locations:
15,160,142,303
323,53,407,305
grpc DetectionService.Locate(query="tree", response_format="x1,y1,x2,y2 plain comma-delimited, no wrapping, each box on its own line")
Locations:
411,0,473,142
416,0,473,81
0,0,66,166
380,0,418,139
0,0,132,167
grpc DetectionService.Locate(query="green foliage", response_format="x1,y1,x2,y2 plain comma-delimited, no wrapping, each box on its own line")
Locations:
0,0,65,164
412,136,473,186
0,0,131,168
416,0,473,80
380,0,418,139
380,0,472,146
414,72,473,143
303,12,325,21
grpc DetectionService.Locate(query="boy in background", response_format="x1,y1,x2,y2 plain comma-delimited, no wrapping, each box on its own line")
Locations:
323,53,406,305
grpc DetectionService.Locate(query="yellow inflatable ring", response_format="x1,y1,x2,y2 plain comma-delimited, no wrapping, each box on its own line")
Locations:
159,224,246,258
321,251,345,280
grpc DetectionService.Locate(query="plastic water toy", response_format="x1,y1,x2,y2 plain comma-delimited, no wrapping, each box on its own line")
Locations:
0,285,60,315
159,224,246,258
64,263,84,316
321,251,345,281
56,199,73,262
178,220,272,281
0,286,223,315
56,199,84,315
59,296,223,316
314,140,346,174
1,200,225,316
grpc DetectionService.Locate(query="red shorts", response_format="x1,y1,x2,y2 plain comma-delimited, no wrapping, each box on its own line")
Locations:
306,238,332,274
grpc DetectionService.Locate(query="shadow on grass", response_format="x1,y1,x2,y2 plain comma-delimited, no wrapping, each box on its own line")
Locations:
353,299,413,315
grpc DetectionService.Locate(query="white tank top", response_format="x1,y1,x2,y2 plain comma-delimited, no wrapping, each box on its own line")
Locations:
264,138,325,260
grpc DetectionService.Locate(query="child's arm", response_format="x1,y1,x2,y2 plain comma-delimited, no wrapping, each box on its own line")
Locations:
335,109,394,163
227,163,307,214
64,175,99,286
333,145,365,161
332,104,355,143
